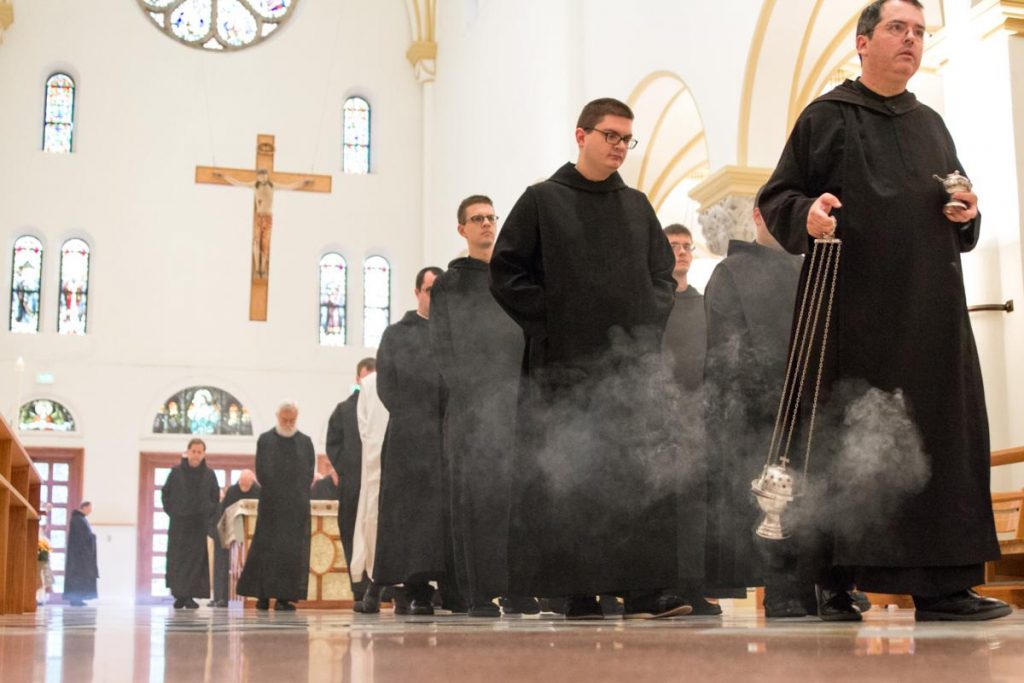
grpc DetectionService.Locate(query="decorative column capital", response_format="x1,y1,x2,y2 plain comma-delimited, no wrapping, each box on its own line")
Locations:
406,40,437,84
698,195,757,257
971,0,1024,40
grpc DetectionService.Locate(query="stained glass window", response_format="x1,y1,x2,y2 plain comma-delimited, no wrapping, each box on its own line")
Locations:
43,74,75,154
363,255,391,348
343,96,371,175
152,386,252,435
58,239,90,335
19,399,76,432
10,236,43,333
319,253,347,346
138,0,296,52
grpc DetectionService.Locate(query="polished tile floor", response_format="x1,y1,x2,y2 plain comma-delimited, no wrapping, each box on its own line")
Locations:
0,604,1022,682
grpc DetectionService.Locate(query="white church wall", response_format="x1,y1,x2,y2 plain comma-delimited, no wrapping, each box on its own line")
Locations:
0,0,423,600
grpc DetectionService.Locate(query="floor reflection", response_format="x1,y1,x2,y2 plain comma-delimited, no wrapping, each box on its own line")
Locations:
0,607,1021,682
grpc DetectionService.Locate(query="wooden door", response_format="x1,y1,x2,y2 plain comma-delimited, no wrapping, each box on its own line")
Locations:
26,448,84,603
136,452,254,604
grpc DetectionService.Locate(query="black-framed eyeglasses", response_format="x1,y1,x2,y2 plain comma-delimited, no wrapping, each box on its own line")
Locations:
670,243,695,254
585,128,639,150
466,214,499,225
881,19,928,41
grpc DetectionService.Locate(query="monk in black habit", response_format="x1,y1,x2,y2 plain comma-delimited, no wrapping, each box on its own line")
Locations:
758,0,1008,621
660,223,715,615
236,401,315,611
210,469,261,606
490,98,690,620
64,501,98,606
703,206,812,616
429,194,539,618
162,438,220,608
373,267,463,615
326,357,375,600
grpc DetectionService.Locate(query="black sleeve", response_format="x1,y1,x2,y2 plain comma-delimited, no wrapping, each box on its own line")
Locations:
646,199,677,327
759,103,845,255
375,327,400,410
428,276,459,388
489,187,547,338
325,403,346,473
160,469,181,516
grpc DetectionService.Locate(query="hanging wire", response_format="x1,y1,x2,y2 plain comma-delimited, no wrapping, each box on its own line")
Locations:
765,233,843,476
309,1,347,172
198,51,217,168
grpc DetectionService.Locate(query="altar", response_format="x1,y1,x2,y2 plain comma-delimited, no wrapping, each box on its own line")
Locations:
218,498,353,608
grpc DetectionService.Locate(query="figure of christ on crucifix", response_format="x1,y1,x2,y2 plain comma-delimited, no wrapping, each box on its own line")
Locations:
214,168,312,281
196,134,332,321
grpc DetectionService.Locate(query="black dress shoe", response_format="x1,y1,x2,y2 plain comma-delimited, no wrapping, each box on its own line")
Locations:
623,592,693,620
914,589,1013,622
685,595,723,616
600,594,624,616
173,598,186,609
500,596,540,616
764,597,808,619
275,600,296,611
850,590,872,613
565,595,604,620
70,600,86,607
817,589,862,622
468,603,500,618
408,599,435,616
184,598,200,609
354,592,380,614
214,600,229,608
255,599,270,611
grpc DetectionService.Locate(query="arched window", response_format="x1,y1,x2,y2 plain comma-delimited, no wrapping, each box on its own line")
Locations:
153,386,252,436
19,399,76,432
319,253,347,346
43,73,75,154
58,238,90,336
363,255,391,348
10,236,43,334
342,96,371,174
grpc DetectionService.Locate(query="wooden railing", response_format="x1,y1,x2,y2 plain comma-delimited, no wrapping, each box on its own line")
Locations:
992,446,1024,468
0,413,41,615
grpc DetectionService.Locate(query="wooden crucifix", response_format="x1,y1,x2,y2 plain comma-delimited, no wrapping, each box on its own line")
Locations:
196,134,332,321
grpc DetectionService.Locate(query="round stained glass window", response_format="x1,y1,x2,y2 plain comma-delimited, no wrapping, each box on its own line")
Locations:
137,0,298,52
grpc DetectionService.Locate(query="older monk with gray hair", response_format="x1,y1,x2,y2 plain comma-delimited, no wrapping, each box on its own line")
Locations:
236,400,315,611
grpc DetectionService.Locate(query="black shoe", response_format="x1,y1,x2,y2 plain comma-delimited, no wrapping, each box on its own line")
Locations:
275,600,296,611
538,597,567,615
623,592,693,620
817,588,862,622
685,595,723,616
565,595,604,620
599,594,624,616
255,599,270,611
850,590,872,613
468,602,500,618
764,597,808,619
173,598,186,609
914,589,1013,622
213,600,229,608
184,598,200,609
354,592,380,614
69,600,86,607
207,600,217,608
500,596,540,616
408,599,435,616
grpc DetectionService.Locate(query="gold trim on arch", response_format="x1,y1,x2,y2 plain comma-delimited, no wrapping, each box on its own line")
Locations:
652,161,710,213
638,86,688,191
791,13,860,130
626,70,684,107
0,2,13,32
788,0,827,130
647,132,706,209
737,0,778,166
